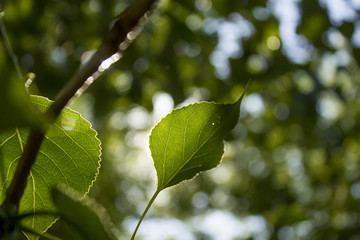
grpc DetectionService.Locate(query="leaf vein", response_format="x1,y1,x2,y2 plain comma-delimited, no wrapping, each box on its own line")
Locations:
162,115,175,187
0,131,16,147
161,104,237,189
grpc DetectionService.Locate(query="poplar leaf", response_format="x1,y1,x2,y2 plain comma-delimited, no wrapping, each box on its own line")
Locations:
149,95,244,191
0,95,101,239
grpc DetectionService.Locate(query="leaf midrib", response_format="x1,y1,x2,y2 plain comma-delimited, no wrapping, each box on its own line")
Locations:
158,103,236,190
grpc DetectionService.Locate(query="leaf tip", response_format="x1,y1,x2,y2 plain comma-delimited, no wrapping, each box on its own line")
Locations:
236,80,251,105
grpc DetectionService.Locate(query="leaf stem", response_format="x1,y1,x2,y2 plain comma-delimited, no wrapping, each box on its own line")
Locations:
131,189,160,240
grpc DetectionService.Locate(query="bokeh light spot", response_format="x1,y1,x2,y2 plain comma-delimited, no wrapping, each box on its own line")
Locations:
267,36,281,50
246,55,267,74
195,0,212,12
185,14,203,31
243,93,265,118
274,103,290,120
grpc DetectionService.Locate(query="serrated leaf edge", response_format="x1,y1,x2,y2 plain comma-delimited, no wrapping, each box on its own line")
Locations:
149,99,240,191
24,95,102,239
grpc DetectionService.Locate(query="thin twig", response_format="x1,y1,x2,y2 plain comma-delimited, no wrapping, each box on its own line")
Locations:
0,11,24,80
1,0,159,214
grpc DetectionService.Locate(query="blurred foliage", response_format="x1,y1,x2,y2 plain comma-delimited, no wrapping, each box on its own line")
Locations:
1,0,360,239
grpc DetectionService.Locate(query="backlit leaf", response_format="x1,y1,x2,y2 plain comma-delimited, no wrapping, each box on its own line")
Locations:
131,95,245,240
149,95,244,191
0,95,101,239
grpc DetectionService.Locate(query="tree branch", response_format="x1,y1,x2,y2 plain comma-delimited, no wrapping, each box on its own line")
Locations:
1,0,159,214
48,0,158,118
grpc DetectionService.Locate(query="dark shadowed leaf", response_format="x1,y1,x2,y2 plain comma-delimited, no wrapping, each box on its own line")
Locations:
51,187,115,240
0,75,45,131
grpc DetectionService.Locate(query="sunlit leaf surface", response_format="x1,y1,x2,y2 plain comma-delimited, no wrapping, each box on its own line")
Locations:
150,96,243,191
0,96,101,239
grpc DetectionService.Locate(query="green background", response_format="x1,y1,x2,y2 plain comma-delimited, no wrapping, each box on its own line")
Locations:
1,0,360,239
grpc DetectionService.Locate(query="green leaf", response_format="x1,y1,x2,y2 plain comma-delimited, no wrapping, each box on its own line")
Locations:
150,96,243,191
51,187,115,240
0,95,101,239
131,95,245,240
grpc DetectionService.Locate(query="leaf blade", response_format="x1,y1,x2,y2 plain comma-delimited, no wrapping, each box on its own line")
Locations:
0,95,101,239
150,96,243,191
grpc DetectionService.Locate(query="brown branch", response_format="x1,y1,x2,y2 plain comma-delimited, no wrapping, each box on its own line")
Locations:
1,0,159,214
48,0,158,118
